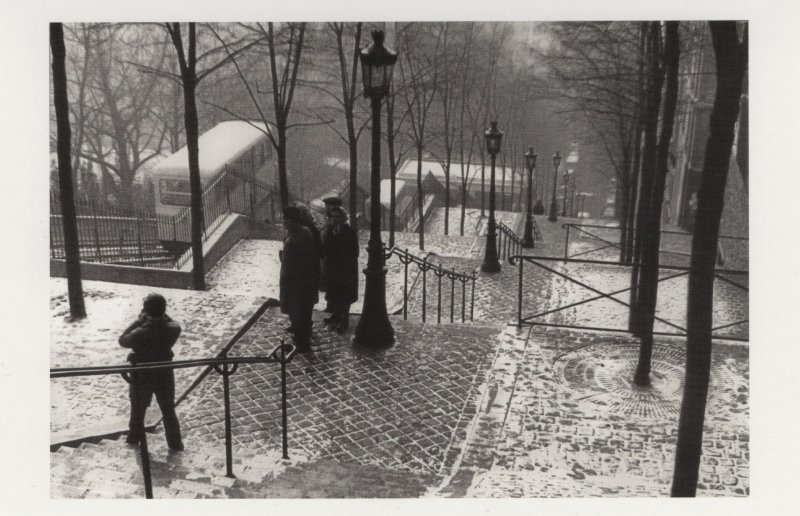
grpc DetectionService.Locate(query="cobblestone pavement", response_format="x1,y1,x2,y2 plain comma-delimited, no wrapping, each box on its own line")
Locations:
50,279,264,440
179,311,502,478
432,327,749,497
50,212,750,498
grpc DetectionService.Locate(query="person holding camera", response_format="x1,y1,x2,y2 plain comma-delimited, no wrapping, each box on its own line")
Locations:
118,293,184,451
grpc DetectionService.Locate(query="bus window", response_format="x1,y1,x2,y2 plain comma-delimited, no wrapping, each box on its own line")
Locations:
159,179,191,206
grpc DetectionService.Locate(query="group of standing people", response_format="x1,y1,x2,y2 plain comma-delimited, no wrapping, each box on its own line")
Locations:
279,197,359,353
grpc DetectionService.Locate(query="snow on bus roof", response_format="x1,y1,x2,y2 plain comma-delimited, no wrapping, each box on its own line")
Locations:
153,120,270,178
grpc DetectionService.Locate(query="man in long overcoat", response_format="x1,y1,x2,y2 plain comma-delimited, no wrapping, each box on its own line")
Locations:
280,206,318,352
321,206,359,332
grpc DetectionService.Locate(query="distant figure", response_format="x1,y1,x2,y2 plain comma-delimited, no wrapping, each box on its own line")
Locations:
119,293,184,451
321,206,359,333
319,196,344,312
280,206,318,352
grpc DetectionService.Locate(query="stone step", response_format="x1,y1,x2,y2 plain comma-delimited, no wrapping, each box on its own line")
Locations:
51,431,305,499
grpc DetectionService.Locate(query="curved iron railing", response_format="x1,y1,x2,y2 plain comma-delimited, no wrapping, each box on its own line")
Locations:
497,221,523,263
384,246,477,324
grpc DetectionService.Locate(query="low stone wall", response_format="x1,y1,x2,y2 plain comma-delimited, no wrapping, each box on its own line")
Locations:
50,259,193,289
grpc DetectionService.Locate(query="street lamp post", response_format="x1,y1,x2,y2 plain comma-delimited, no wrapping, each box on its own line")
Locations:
548,151,561,222
354,30,397,349
481,121,503,273
521,146,538,248
561,170,570,217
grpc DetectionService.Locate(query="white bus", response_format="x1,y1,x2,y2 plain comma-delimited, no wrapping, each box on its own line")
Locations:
152,120,276,253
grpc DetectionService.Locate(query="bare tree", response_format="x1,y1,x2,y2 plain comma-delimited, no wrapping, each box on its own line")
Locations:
633,21,681,386
671,21,747,497
51,22,86,319
135,22,258,290
77,24,169,211
207,22,307,211
397,23,442,250
305,22,366,230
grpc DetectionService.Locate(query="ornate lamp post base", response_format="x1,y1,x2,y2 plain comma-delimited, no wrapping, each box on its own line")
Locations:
548,200,558,222
481,219,501,272
353,242,394,348
521,215,535,248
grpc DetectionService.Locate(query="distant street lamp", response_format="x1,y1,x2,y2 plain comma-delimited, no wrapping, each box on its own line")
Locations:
354,30,397,349
521,146,538,248
561,169,570,217
481,121,503,273
548,151,561,222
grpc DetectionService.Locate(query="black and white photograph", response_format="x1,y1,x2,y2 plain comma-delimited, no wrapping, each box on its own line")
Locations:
2,0,799,513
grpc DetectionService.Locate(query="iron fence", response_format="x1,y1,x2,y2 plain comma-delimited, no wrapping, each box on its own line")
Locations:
384,245,477,324
50,193,179,268
508,254,749,342
562,223,749,270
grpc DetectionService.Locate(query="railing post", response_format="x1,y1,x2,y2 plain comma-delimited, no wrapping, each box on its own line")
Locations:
136,216,144,266
461,278,466,323
470,272,476,322
436,266,443,324
403,250,409,320
92,202,102,261
220,352,235,478
280,342,289,460
139,433,153,499
450,268,455,324
517,258,523,327
422,257,428,323
564,224,571,259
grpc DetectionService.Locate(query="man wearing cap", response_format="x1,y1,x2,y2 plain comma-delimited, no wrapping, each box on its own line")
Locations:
119,293,184,451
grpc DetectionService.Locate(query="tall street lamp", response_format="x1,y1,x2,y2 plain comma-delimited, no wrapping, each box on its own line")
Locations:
548,151,561,222
481,121,503,273
521,146,538,248
561,169,570,217
354,30,397,349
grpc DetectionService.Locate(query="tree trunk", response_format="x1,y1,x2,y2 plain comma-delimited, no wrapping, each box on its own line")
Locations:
671,21,746,497
277,127,289,210
183,76,205,290
348,128,358,232
444,154,450,235
51,22,86,319
631,24,662,339
417,148,424,250
634,21,680,386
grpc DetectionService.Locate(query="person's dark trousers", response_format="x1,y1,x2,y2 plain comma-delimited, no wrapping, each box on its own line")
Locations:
127,369,183,450
289,307,313,351
333,302,351,331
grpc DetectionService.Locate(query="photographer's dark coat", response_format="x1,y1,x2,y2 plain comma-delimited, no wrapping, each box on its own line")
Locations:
321,223,359,305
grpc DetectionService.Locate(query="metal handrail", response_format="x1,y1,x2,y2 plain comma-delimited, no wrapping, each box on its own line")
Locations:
497,221,522,263
175,167,281,269
562,223,749,265
384,245,477,324
507,253,749,342
50,344,295,499
51,300,295,498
